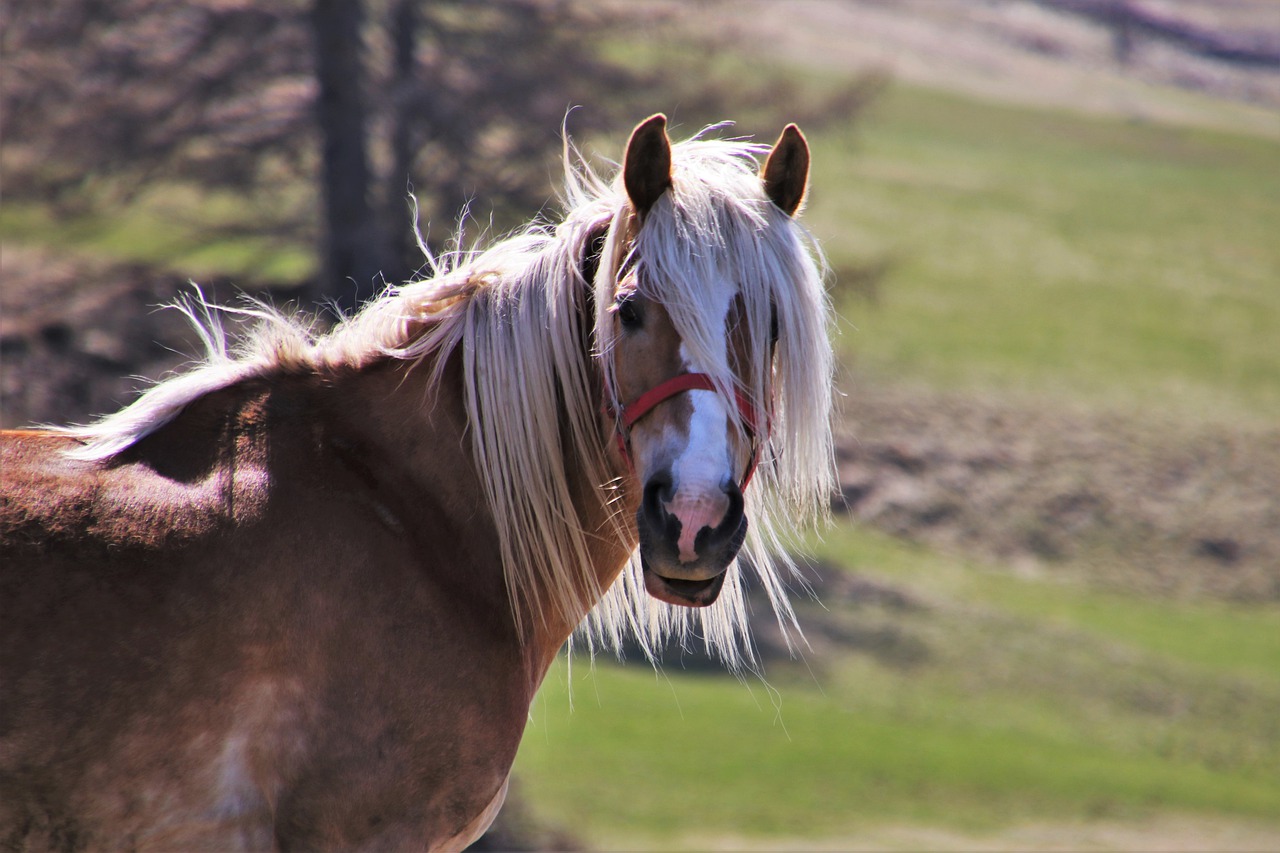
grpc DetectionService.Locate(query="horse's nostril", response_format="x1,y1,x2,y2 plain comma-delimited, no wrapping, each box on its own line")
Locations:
643,474,674,517
706,481,746,546
723,479,744,514
641,473,685,552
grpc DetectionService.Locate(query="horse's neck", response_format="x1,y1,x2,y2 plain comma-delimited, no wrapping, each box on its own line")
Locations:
319,355,637,685
526,398,641,676
311,357,509,607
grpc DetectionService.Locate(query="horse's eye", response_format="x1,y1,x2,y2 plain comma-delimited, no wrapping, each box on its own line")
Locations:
615,297,642,330
770,310,779,346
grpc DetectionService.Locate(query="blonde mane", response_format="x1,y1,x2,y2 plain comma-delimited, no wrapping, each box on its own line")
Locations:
56,127,835,670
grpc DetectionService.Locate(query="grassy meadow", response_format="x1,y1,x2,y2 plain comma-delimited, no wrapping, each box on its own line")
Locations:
808,84,1280,424
0,184,316,285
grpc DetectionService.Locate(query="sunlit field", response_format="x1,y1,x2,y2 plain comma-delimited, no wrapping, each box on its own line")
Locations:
809,85,1280,425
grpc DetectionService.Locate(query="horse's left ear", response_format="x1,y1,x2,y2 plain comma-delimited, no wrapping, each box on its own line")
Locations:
761,124,810,217
624,114,673,220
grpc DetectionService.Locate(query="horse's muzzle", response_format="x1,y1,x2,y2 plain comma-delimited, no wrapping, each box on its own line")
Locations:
636,474,747,607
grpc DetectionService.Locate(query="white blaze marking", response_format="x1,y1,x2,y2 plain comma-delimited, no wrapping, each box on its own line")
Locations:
666,278,737,563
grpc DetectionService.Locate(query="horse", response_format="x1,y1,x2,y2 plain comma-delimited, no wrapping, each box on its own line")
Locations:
0,114,834,850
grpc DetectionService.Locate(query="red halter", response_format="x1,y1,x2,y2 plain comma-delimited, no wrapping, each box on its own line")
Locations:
607,373,768,489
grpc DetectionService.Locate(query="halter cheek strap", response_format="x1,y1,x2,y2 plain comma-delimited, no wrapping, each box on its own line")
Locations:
607,373,768,489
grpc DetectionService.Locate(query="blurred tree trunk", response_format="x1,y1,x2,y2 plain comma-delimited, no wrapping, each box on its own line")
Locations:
385,0,422,285
312,0,389,312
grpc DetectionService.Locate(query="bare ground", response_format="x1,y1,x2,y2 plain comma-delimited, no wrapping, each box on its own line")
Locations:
0,244,304,430
4,225,1279,853
835,380,1280,602
5,7,1278,849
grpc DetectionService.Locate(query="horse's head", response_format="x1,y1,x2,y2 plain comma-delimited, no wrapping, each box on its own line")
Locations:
600,114,811,610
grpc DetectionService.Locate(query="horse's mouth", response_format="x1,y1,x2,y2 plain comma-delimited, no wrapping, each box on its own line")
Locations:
642,565,727,608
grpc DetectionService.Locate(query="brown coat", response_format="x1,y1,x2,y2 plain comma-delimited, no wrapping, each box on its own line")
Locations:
1,358,621,849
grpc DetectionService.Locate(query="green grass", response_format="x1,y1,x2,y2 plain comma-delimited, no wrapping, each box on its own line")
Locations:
806,85,1280,424
515,521,1280,848
806,525,1280,680
0,184,314,284
521,671,1277,836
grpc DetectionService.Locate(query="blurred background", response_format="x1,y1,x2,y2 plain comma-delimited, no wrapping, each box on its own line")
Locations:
3,0,1279,849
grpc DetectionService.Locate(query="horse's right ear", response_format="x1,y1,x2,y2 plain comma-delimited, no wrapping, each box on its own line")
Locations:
623,114,672,220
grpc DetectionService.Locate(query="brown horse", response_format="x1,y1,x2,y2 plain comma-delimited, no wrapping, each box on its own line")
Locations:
1,115,834,850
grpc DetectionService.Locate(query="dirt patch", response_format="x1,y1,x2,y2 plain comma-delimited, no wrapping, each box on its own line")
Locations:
836,382,1280,602
0,245,305,429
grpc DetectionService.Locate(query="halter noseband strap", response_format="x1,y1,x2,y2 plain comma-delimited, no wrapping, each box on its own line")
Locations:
607,373,767,489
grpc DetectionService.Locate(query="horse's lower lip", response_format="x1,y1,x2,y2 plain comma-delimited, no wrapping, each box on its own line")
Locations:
643,567,726,607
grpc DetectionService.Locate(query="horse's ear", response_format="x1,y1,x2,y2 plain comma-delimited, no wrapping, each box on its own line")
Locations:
761,123,810,217
623,114,672,219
